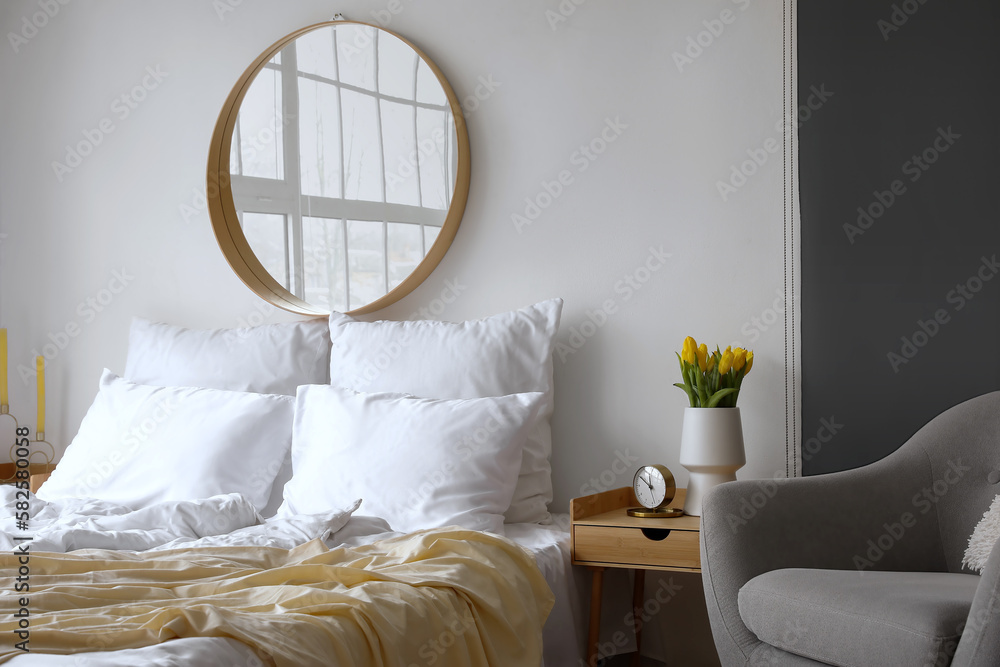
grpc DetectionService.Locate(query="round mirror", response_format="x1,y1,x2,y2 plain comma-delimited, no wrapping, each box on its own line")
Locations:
207,20,470,316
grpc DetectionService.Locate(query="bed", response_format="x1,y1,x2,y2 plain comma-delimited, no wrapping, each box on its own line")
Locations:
0,299,586,666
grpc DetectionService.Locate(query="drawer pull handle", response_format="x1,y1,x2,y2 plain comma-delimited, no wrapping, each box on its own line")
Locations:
640,528,671,541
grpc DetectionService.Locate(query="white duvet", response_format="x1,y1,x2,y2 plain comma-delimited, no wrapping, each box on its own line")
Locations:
0,487,361,554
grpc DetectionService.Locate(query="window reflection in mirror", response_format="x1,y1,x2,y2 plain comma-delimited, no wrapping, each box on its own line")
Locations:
229,23,459,312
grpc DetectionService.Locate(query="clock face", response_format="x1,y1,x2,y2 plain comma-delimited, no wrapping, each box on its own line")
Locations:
633,466,668,509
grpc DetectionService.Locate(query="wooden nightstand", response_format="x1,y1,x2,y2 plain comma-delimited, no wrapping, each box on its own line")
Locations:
0,462,56,491
571,487,700,667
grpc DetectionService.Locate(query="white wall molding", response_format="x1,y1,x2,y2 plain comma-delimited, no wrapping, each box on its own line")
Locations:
783,0,802,477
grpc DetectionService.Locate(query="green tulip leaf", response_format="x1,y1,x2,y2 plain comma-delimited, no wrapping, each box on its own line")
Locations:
706,387,737,408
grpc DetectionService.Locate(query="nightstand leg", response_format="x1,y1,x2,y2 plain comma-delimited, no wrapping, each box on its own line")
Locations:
630,569,646,667
587,566,605,667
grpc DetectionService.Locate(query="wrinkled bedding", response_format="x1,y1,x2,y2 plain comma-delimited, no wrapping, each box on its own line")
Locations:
0,489,359,553
0,488,555,666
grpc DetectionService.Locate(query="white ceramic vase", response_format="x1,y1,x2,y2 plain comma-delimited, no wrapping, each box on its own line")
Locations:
678,407,746,516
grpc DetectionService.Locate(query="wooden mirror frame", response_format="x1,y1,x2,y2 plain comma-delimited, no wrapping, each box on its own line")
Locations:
207,20,470,316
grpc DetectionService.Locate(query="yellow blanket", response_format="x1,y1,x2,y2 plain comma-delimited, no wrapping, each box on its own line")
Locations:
0,528,554,666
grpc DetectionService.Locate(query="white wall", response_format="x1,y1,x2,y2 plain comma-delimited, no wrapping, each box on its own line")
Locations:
0,1,795,660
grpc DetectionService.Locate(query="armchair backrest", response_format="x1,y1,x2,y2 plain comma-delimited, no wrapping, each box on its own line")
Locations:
900,391,1000,574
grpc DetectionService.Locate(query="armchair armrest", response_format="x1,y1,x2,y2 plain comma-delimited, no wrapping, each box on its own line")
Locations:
700,449,949,665
953,542,1000,667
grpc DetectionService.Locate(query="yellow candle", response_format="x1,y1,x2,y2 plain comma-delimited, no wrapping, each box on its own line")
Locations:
36,356,45,437
0,329,7,409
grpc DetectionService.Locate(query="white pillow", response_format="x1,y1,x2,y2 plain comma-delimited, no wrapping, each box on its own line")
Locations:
38,370,294,511
123,317,330,396
963,494,1000,573
327,298,562,524
123,316,330,516
278,385,544,534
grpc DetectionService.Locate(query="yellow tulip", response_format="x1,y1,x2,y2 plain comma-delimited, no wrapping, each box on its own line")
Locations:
732,348,747,372
697,344,708,372
745,350,754,374
719,350,734,375
707,354,717,372
681,336,697,365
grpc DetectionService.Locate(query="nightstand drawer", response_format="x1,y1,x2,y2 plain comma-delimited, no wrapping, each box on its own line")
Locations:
573,524,700,570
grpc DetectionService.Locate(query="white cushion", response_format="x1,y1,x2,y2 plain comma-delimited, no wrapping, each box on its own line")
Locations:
278,385,544,534
327,298,562,523
38,370,294,511
123,317,330,396
964,494,1000,572
122,316,330,516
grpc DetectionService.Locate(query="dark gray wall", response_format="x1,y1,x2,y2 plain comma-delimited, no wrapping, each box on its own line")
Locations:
799,1,1000,474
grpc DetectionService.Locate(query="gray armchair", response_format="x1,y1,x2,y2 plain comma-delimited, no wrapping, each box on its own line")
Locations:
700,392,1000,666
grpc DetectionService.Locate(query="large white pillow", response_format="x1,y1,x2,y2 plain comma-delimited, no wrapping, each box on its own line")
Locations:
327,298,562,524
123,316,330,396
278,385,545,534
38,370,294,511
123,316,329,516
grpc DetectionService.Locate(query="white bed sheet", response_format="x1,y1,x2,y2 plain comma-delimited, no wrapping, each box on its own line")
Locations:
7,513,586,667
507,514,588,667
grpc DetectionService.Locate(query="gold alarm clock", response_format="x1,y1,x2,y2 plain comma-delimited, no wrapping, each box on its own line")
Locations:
627,464,683,518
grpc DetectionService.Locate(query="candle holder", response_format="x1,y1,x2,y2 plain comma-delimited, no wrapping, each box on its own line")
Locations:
0,400,21,484
0,412,56,485
0,408,18,463
0,337,57,485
